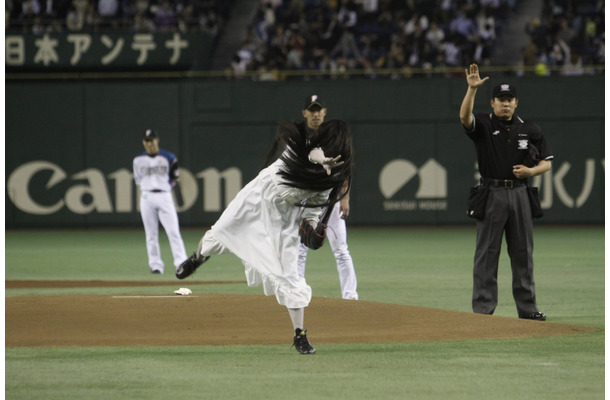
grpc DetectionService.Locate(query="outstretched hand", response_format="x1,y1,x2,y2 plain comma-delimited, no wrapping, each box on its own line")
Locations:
465,63,489,89
309,148,344,175
321,155,344,175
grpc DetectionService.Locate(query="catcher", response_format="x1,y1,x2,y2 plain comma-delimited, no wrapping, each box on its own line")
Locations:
176,118,353,355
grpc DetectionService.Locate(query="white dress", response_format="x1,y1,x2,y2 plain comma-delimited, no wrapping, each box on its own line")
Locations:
199,158,331,309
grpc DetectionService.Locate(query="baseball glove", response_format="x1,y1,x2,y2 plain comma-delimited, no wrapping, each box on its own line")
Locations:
176,252,209,280
299,220,327,250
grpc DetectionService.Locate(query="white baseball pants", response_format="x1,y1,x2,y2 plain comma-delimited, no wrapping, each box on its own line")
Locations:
140,191,187,273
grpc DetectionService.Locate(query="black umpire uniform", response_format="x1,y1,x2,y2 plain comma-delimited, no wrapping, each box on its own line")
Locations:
464,84,553,320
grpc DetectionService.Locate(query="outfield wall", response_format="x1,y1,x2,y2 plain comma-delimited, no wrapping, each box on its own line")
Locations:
5,76,604,228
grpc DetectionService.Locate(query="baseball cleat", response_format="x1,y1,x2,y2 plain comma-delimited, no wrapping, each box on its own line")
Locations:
292,328,316,354
519,311,547,321
176,252,209,279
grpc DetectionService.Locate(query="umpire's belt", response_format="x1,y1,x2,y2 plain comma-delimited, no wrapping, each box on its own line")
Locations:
481,178,526,189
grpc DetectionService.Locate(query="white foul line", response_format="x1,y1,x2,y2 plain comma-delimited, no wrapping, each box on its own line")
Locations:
112,295,199,298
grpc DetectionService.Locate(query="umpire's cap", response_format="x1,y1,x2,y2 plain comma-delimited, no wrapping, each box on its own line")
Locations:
304,95,325,110
143,128,158,140
492,83,517,99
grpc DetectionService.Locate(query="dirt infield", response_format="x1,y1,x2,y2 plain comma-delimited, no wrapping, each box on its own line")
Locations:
6,281,594,347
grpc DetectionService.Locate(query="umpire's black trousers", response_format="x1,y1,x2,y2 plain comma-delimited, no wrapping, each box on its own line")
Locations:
472,185,540,316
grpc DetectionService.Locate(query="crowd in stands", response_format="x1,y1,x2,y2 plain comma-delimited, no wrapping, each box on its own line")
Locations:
6,0,233,43
230,0,604,80
229,0,516,80
522,0,604,77
5,0,604,79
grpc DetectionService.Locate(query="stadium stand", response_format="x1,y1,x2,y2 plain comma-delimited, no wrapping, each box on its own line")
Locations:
6,0,234,46
5,0,603,78
226,0,603,80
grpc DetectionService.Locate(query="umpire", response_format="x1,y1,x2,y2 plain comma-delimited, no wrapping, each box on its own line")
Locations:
459,64,553,321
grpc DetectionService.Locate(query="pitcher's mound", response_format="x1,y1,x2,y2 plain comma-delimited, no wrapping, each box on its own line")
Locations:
6,293,593,347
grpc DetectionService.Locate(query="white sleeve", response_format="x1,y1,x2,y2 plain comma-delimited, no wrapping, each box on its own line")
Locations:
133,158,141,185
301,189,332,223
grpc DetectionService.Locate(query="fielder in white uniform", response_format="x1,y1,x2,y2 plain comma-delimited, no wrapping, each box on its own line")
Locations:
296,96,358,300
133,128,187,274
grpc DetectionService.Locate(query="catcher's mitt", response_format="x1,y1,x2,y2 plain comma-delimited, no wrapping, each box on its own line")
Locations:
299,220,327,250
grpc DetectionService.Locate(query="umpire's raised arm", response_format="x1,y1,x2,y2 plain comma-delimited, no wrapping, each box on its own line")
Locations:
460,64,489,130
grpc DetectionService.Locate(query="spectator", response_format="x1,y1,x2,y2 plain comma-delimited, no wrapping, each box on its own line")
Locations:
582,15,597,47
403,11,428,36
525,16,547,49
253,3,273,42
133,11,155,32
153,0,176,31
134,0,149,17
268,25,290,68
121,0,136,20
330,27,360,62
548,36,570,68
22,0,42,19
556,16,577,46
85,1,100,30
199,9,220,38
98,0,119,20
230,53,248,79
449,9,477,44
441,36,461,66
41,0,71,24
31,15,45,33
360,0,379,24
425,21,446,49
177,2,195,33
321,12,342,51
476,9,495,41
521,38,539,68
65,0,88,31
337,0,357,28
474,10,496,64
385,34,406,69
235,40,254,70
561,53,586,76
437,0,456,25
286,31,307,69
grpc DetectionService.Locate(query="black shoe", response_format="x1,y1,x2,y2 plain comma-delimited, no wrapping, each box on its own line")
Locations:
519,311,547,321
151,269,162,274
176,252,209,279
292,328,316,354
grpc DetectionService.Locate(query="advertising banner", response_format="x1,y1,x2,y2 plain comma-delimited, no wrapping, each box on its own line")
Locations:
5,32,214,71
5,78,604,227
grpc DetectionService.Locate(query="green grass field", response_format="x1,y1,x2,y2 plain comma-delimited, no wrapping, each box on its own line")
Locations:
4,226,605,399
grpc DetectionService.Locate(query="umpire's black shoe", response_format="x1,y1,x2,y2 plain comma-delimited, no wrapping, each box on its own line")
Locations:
176,252,209,279
519,312,547,321
292,328,316,354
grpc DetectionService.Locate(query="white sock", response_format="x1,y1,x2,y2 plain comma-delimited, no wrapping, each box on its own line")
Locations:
287,308,304,331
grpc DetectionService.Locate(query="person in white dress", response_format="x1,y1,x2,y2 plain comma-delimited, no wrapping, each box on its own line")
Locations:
176,119,353,354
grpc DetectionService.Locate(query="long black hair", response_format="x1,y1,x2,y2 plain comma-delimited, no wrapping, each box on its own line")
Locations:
273,119,353,209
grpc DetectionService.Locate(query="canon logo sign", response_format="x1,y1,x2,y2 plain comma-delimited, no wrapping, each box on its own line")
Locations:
7,161,242,215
